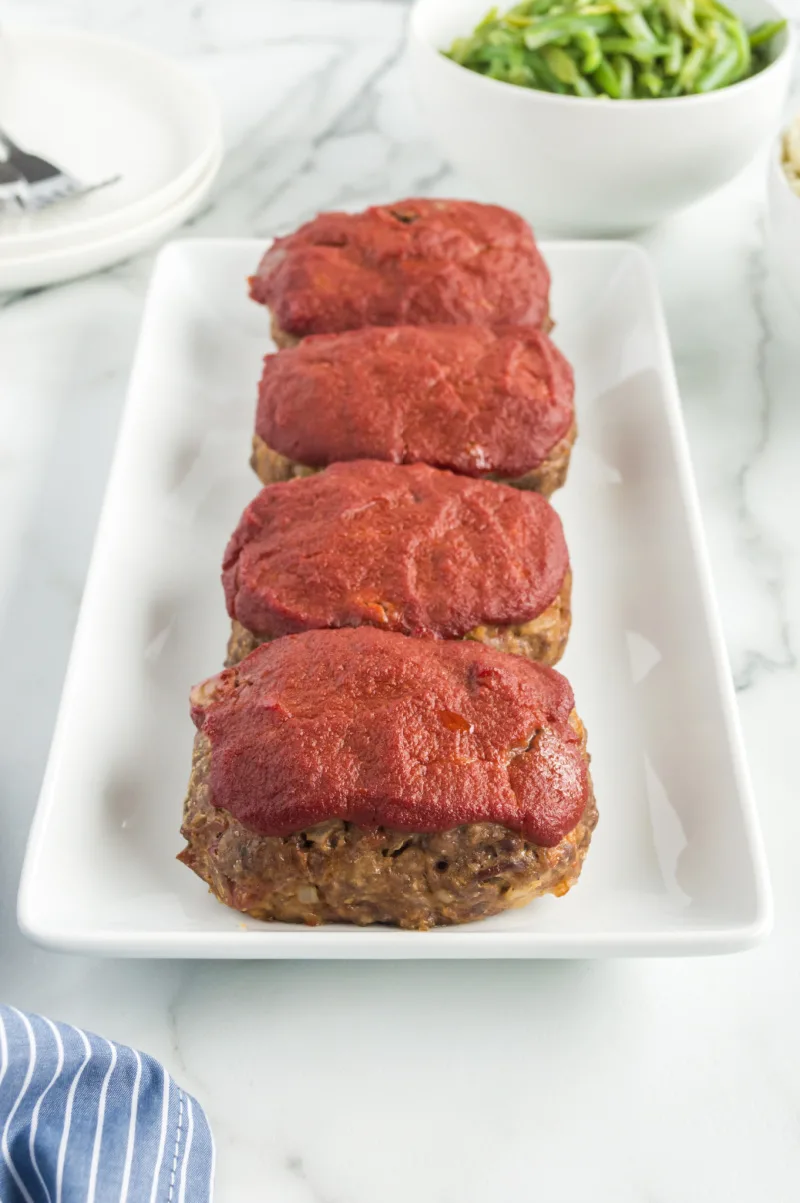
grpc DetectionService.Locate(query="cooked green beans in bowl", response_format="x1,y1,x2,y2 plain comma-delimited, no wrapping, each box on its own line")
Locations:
444,0,787,99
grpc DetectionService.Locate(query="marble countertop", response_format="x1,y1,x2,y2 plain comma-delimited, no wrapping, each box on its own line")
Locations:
2,1,800,1199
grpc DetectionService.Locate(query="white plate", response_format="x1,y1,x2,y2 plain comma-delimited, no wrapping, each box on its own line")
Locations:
0,27,221,254
17,238,772,959
0,145,221,291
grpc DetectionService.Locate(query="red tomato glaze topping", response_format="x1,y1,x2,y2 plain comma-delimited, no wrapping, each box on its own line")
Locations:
223,461,569,640
191,627,588,846
249,198,550,335
257,324,574,477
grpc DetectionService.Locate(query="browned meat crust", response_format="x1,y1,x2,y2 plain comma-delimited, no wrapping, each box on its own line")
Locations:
225,571,572,669
178,716,596,929
250,421,576,500
464,569,571,663
270,313,300,348
249,436,316,483
489,423,576,495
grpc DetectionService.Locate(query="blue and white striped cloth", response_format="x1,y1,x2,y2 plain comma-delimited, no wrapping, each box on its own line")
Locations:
0,1006,214,1203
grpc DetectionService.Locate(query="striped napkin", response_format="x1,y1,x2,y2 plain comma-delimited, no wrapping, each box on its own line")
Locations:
0,1005,214,1202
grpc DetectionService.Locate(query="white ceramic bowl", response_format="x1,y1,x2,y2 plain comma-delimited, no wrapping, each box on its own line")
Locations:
409,0,795,234
767,121,800,310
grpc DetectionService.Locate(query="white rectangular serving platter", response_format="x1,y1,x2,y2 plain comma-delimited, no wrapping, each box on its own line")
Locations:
18,238,772,958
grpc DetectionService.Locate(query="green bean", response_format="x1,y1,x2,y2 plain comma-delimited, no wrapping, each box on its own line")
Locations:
599,36,666,60
523,14,612,49
697,0,737,21
614,53,634,96
544,45,598,92
475,7,500,32
619,12,659,43
726,17,751,78
447,38,472,66
512,0,555,15
505,43,535,84
650,10,667,39
665,31,683,73
574,73,598,96
592,55,622,97
443,0,787,99
749,19,786,49
527,48,570,90
543,44,580,81
665,0,702,41
638,70,664,94
705,20,725,55
695,41,740,90
678,42,707,88
575,28,603,71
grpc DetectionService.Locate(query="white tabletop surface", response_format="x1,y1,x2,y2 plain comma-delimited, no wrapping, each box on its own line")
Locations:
2,1,800,1199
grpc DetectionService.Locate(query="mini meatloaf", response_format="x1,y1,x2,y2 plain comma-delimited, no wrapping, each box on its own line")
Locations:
249,198,551,342
251,324,575,496
223,460,571,668
179,627,596,929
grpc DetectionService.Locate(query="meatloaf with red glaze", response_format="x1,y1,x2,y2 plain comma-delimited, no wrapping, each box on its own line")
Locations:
251,324,576,496
249,198,551,341
179,628,596,929
223,460,572,667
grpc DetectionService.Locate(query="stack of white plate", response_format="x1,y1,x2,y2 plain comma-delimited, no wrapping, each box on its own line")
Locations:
0,28,222,291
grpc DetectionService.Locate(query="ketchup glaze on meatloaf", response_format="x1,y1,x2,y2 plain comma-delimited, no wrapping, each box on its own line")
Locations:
223,461,569,641
190,627,589,847
249,199,551,336
256,324,574,480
